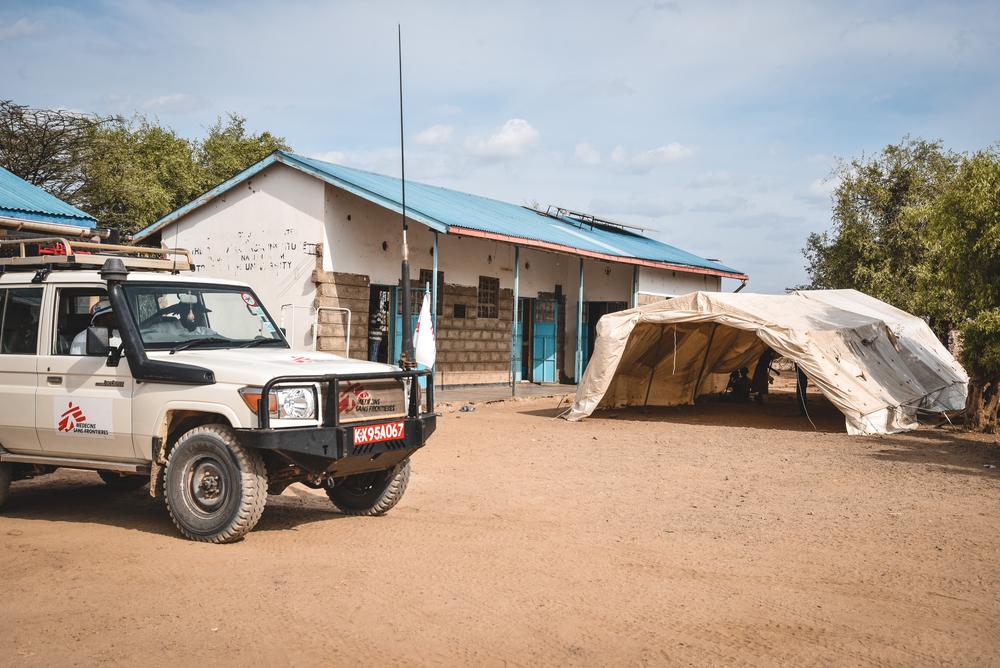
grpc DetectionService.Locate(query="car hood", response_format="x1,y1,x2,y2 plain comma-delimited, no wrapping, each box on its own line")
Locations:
148,348,401,385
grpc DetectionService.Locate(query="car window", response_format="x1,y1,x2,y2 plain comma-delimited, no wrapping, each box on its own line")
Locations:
53,287,111,355
0,287,43,355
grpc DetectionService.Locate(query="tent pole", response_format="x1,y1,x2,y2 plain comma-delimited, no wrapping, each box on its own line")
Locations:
512,245,519,396
692,323,719,402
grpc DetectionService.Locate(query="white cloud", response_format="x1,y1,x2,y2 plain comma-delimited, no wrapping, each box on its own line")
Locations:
465,119,540,160
141,93,207,114
690,195,751,213
413,124,454,146
687,171,741,188
0,18,40,41
608,142,695,173
574,142,601,165
308,150,348,164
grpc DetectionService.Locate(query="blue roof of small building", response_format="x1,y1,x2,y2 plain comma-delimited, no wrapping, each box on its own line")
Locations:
0,166,97,228
135,150,745,278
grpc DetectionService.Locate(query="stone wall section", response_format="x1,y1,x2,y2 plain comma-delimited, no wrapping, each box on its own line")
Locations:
313,241,513,385
312,244,370,359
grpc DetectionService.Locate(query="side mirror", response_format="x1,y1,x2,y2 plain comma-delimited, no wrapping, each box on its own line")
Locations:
86,326,111,357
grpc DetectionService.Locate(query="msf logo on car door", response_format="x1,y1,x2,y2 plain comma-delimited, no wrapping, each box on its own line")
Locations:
54,400,113,438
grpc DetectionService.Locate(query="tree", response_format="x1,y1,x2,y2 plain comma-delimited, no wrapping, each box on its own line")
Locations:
0,102,290,236
77,119,201,234
0,100,119,205
802,138,961,319
195,114,288,190
925,147,1000,430
803,141,1000,431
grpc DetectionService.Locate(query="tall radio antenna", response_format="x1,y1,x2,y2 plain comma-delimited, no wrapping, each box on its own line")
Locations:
397,24,414,369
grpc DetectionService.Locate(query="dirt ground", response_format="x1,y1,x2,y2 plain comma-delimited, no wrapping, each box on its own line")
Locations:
2,389,999,666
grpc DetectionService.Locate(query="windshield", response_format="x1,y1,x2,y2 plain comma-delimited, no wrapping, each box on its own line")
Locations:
122,283,286,350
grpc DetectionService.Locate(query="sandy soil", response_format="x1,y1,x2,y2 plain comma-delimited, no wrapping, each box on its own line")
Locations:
2,390,999,666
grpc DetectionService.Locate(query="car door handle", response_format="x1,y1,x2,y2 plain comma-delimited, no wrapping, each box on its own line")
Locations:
46,376,63,385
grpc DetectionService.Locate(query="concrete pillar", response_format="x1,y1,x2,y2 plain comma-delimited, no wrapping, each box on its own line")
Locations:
631,265,639,308
511,245,519,395
576,257,584,383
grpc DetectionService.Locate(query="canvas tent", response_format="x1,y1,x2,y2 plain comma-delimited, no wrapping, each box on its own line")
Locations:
564,290,968,435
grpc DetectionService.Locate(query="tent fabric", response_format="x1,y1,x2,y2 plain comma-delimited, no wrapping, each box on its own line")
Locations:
564,290,968,435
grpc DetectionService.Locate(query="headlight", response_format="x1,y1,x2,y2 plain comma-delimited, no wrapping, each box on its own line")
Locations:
240,386,317,420
276,387,316,419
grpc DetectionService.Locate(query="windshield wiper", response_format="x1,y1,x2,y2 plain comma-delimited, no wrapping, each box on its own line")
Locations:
236,338,286,348
169,337,233,354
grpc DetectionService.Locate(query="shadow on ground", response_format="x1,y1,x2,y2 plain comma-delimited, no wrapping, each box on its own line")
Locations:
520,391,846,433
1,471,349,539
867,429,1000,479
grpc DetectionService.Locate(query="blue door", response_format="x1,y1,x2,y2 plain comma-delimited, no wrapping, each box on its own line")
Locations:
532,298,558,383
393,285,430,387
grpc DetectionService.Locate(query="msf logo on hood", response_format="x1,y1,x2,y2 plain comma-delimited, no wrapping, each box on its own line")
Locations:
58,402,86,433
339,382,371,413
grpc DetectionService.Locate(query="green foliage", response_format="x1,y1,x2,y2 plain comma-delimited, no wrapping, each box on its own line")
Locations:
196,114,288,190
0,103,290,235
78,120,201,234
802,138,961,318
925,147,1000,317
960,309,1000,379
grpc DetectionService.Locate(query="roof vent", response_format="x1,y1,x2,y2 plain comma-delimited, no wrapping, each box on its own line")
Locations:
100,258,129,282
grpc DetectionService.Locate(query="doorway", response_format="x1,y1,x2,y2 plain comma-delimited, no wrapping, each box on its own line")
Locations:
584,301,627,362
367,285,393,363
532,297,559,383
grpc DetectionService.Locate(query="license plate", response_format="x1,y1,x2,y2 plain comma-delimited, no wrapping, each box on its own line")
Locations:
353,421,405,446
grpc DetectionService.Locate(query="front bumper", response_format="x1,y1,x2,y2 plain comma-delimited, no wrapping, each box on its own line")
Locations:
235,413,436,477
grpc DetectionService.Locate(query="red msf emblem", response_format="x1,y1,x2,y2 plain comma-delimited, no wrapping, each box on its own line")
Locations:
58,402,86,433
291,356,313,364
339,382,370,413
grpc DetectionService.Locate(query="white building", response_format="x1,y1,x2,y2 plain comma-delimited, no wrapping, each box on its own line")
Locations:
134,151,747,387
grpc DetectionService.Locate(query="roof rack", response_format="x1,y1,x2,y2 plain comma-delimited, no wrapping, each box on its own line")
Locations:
541,205,647,234
0,237,193,272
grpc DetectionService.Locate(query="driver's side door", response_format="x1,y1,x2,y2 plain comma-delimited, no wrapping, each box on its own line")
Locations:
35,285,137,461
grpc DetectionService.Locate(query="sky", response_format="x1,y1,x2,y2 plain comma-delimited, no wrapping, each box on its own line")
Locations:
2,0,998,292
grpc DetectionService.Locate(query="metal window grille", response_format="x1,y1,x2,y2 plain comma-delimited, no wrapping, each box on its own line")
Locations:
477,276,499,319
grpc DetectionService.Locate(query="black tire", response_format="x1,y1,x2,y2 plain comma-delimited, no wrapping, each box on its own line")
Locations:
0,463,11,509
326,460,410,516
163,424,267,543
97,470,149,491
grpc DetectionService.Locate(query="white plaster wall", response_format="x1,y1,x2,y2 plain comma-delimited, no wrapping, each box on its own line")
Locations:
637,266,720,298
169,164,324,348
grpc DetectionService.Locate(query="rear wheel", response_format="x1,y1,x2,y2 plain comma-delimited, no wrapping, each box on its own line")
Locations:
164,424,267,543
326,460,410,516
97,470,148,491
0,463,11,509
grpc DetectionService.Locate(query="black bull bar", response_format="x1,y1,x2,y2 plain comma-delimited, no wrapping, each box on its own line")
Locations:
235,369,436,476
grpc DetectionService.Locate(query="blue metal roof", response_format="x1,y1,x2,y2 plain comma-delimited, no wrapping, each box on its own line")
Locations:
0,166,97,228
135,151,744,278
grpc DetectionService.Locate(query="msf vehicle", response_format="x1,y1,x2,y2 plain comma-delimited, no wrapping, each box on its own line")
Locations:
0,239,434,542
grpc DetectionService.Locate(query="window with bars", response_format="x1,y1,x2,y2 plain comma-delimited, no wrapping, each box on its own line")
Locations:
477,276,499,319
419,269,444,316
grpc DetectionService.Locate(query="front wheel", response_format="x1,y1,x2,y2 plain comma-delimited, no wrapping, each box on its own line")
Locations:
326,460,410,516
98,470,149,491
164,424,267,543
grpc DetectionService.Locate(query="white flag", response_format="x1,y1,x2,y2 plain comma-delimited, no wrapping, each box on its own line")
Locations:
413,289,436,368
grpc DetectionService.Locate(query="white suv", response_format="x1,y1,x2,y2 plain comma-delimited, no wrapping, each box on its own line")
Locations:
0,241,434,543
